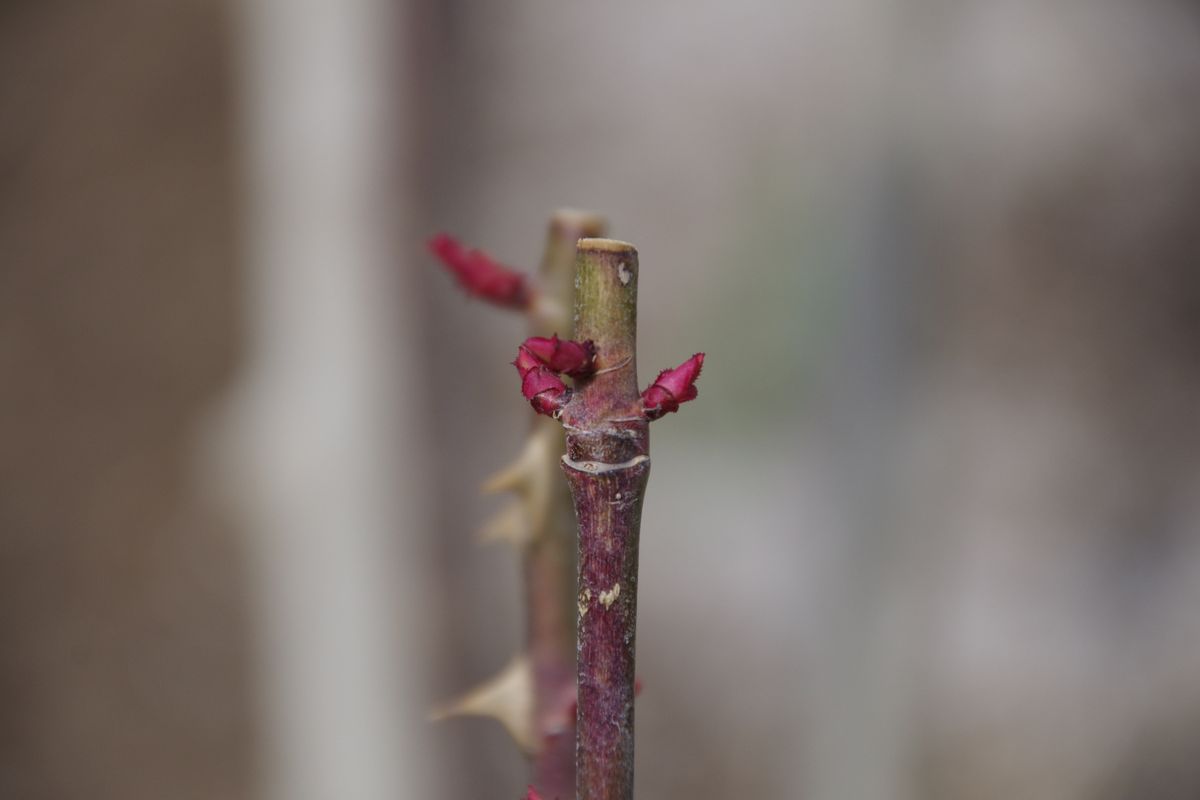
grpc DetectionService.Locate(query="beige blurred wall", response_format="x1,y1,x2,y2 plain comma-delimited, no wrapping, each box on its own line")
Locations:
0,1,252,798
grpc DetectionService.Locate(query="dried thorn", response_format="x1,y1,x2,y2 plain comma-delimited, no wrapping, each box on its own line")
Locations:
479,500,531,548
481,428,555,538
481,437,539,495
430,655,536,755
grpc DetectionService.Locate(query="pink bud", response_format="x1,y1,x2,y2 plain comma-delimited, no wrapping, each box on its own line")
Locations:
513,345,570,417
642,353,704,420
519,335,596,378
428,233,531,310
521,367,569,414
513,345,543,376
525,787,543,800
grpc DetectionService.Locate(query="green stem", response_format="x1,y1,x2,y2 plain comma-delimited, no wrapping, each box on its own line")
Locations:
562,239,649,800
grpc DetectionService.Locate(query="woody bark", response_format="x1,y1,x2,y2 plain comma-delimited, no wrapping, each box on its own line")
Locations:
525,213,606,798
560,240,649,800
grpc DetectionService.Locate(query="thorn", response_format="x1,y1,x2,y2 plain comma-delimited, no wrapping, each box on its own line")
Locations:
481,428,555,538
481,438,537,495
519,425,556,536
430,655,537,755
479,500,531,547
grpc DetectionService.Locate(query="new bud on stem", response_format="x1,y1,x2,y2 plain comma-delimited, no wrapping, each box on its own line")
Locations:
521,335,597,377
514,348,570,417
428,232,532,310
513,335,597,416
641,353,704,420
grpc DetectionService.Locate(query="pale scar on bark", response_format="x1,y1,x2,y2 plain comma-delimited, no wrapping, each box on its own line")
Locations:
599,583,620,609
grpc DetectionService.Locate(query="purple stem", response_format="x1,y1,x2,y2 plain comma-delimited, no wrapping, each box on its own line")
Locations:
560,239,648,800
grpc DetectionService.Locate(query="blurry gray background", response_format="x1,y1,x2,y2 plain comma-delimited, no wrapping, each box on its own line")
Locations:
3,0,1200,798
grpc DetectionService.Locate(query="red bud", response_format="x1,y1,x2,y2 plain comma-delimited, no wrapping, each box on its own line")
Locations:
513,345,543,376
512,335,598,415
519,335,596,378
428,233,531,310
641,353,704,420
513,345,570,417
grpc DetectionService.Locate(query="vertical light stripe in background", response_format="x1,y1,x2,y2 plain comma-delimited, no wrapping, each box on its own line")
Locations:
220,0,434,797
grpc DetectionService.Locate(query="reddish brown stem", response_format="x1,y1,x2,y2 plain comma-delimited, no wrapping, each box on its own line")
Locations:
560,239,648,800
432,212,607,800
528,212,607,799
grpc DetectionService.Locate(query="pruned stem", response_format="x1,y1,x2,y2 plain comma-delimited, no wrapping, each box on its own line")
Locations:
561,239,649,800
528,211,607,799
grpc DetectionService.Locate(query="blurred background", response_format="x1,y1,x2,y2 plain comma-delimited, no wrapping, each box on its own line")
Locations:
3,0,1200,798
